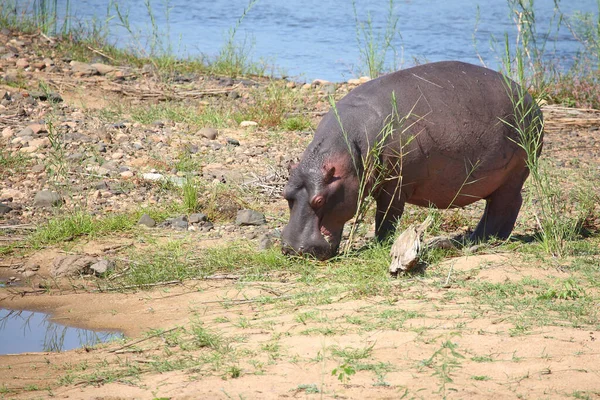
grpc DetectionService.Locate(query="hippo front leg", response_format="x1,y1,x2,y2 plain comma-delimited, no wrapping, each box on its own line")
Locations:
375,188,406,241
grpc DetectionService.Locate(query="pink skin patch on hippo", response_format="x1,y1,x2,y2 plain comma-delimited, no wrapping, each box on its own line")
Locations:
320,224,334,243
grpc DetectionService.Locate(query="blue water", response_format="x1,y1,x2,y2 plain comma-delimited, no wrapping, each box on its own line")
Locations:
16,1,600,81
0,308,122,354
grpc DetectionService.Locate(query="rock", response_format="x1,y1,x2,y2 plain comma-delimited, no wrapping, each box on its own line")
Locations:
228,91,240,100
189,213,207,224
286,81,296,89
120,170,133,178
2,72,19,85
1,127,13,139
51,255,98,277
236,209,266,226
359,76,371,83
142,172,164,181
31,61,45,70
138,213,156,227
28,137,49,150
90,63,116,75
312,78,330,86
258,234,273,250
240,120,258,128
198,127,218,140
348,78,361,85
200,221,214,232
425,236,456,250
31,164,45,173
15,58,29,68
33,190,63,208
70,61,98,76
96,143,107,153
29,91,62,103
172,215,188,230
27,123,47,134
226,137,240,146
111,122,127,130
67,152,84,161
89,259,115,275
22,270,37,278
0,203,12,215
17,127,34,137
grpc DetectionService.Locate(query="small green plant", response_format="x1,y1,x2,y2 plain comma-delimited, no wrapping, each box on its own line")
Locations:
211,0,264,77
235,81,307,128
226,365,242,379
471,375,491,381
539,278,585,300
331,363,356,384
0,149,29,176
282,116,312,132
352,0,401,78
182,176,200,214
419,337,464,397
295,384,319,394
501,73,586,257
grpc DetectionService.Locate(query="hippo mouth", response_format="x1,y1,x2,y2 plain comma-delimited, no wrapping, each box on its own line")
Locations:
318,217,341,249
320,224,334,244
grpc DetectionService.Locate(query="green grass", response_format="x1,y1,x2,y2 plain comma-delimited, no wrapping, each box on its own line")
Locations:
234,81,311,128
29,207,179,246
0,149,30,177
182,176,200,214
128,102,233,129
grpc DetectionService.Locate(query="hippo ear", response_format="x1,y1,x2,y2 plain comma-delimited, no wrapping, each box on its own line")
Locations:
323,166,336,184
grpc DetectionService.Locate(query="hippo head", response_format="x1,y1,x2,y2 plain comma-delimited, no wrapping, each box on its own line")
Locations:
281,153,360,260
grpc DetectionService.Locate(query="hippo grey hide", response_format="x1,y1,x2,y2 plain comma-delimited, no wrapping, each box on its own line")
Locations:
282,61,543,260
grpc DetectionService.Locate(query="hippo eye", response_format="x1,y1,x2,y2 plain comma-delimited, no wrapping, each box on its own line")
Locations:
311,195,325,209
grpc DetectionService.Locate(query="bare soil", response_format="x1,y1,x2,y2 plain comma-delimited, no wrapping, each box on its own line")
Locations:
1,30,599,399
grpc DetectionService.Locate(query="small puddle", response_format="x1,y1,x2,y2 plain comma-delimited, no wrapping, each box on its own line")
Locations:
0,308,123,355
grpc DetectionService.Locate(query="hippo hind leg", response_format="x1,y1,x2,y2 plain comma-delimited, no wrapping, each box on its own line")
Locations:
470,172,528,242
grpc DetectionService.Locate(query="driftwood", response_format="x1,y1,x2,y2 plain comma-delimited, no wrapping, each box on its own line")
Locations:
389,216,433,274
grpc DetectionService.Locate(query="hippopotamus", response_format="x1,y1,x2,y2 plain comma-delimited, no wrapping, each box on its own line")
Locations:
282,61,543,260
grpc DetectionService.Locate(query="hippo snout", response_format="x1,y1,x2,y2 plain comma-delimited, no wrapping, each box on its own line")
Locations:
281,227,339,261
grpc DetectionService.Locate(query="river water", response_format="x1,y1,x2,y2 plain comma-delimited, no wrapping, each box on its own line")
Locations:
0,308,122,354
22,1,600,81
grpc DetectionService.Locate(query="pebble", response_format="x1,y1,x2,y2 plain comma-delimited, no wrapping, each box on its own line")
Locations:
142,172,164,181
120,170,134,178
138,213,156,227
90,63,116,75
17,127,34,137
70,61,98,76
0,203,12,215
33,190,63,208
31,164,45,173
171,215,189,230
236,209,266,226
239,121,258,128
198,127,218,140
227,137,240,146
1,127,13,138
89,259,115,275
258,234,273,250
15,58,29,68
189,213,208,224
